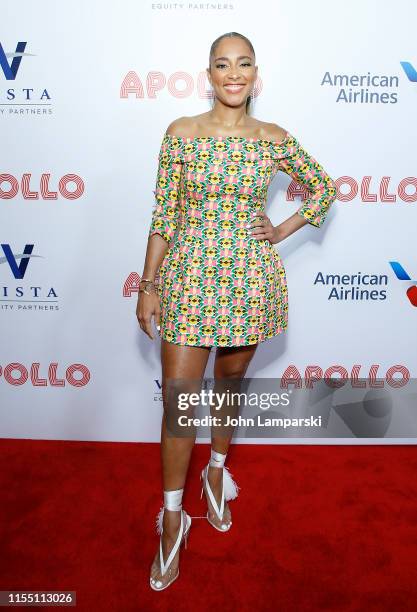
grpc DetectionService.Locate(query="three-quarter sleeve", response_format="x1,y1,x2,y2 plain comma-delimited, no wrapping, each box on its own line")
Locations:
273,133,337,228
148,134,183,244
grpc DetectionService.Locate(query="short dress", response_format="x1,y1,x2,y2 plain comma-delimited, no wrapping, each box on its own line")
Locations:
148,131,337,348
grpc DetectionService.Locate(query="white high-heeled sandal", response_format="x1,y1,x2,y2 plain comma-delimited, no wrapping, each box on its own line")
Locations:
150,489,192,591
200,450,240,532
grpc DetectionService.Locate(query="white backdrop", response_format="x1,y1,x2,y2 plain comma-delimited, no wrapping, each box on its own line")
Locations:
1,0,416,443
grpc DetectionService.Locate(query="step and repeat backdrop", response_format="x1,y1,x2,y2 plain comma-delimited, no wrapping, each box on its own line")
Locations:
1,0,416,443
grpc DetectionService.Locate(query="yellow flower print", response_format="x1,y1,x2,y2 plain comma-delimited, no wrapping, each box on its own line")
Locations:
206,246,218,257
219,257,233,269
225,164,239,176
213,141,227,152
203,304,216,315
231,325,244,337
231,151,244,162
221,219,233,230
198,150,210,161
242,175,254,187
219,238,233,249
238,194,250,205
221,201,233,212
233,305,245,317
219,276,231,287
218,315,230,326
208,173,221,185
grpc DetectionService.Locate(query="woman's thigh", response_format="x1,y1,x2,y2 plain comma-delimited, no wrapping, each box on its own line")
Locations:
161,340,212,379
160,340,212,420
214,344,258,378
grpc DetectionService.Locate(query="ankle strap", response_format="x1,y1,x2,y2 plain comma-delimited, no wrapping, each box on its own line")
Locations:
163,488,183,511
209,449,227,468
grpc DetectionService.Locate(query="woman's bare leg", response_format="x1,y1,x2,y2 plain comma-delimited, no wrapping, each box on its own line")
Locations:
205,344,258,529
150,340,211,586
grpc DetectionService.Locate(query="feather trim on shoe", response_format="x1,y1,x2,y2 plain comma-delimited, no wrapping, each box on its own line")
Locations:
223,466,240,501
156,506,164,535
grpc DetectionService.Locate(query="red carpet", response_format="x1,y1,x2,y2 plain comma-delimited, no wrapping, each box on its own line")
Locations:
1,439,417,611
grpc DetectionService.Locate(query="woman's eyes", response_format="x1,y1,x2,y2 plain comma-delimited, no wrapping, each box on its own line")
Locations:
216,63,251,69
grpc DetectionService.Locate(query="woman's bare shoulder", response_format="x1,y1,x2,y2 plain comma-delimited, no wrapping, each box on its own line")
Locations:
258,121,289,143
164,115,204,138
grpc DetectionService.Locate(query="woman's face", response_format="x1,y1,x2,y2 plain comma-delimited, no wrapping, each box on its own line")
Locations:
207,37,257,108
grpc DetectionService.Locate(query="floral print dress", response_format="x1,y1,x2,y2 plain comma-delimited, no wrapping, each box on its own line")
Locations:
148,131,337,347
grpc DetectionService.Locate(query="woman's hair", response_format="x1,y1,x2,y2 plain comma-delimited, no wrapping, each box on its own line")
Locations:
208,32,256,113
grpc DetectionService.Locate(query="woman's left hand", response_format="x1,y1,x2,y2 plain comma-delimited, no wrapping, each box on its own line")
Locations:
248,211,280,244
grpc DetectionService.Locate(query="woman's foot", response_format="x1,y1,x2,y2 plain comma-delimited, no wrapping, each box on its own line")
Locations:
149,509,189,590
202,465,232,531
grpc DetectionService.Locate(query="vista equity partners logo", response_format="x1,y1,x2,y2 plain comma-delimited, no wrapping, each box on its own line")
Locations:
0,243,59,310
0,41,52,115
0,41,35,79
389,261,417,307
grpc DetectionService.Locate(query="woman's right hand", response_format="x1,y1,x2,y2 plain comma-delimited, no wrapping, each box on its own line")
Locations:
136,289,161,340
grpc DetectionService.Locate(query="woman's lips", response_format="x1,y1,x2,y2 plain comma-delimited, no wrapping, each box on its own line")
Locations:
223,84,245,93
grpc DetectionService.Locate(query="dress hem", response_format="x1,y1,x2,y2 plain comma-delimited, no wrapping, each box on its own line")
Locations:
157,327,287,348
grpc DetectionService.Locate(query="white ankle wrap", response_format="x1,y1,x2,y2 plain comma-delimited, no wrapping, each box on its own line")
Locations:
163,488,183,511
209,449,227,468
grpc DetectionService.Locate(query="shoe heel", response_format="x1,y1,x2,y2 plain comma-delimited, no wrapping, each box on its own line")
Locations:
200,470,204,499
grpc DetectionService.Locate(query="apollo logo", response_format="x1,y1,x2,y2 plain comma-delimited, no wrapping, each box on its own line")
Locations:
0,42,34,80
0,362,90,386
389,261,417,307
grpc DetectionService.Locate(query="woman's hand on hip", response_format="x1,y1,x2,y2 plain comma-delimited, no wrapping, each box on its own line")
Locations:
248,211,280,244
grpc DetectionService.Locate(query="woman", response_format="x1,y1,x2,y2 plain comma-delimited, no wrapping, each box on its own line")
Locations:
137,32,337,591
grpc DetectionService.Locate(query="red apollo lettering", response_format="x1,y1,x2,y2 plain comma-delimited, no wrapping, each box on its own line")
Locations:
0,174,84,200
333,177,417,203
281,364,410,388
0,362,90,387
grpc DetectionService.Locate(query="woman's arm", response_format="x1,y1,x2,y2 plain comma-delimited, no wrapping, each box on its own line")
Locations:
269,127,337,242
137,125,184,339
